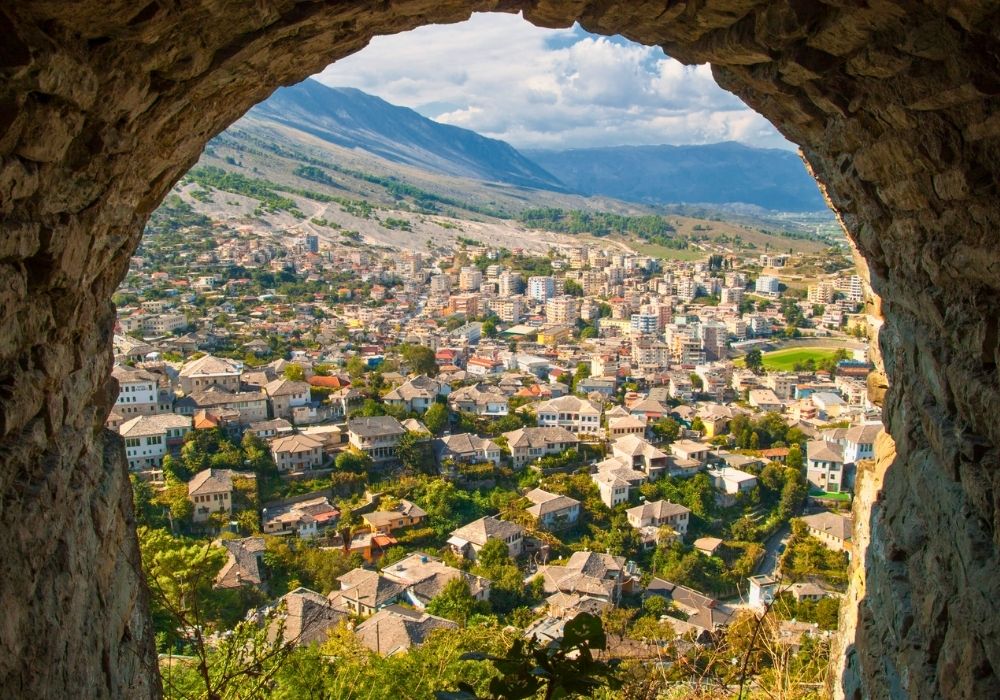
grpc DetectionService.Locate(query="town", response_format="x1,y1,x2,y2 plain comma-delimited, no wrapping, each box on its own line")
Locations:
118,201,873,696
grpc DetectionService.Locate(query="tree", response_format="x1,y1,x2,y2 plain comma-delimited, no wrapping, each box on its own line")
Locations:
481,317,498,338
650,417,681,443
283,363,305,381
786,443,804,470
346,356,367,381
476,538,511,571
426,577,487,626
335,449,372,472
400,343,438,376
689,373,704,390
424,402,449,435
745,348,764,375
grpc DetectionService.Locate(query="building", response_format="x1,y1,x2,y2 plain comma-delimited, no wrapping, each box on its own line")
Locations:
263,378,311,420
503,426,580,468
178,354,242,394
434,433,502,466
354,606,458,656
535,395,602,435
626,500,690,538
523,488,581,530
755,275,781,296
362,499,428,535
448,382,508,416
806,440,846,493
187,468,233,523
270,433,325,472
458,266,482,291
591,459,647,507
534,551,628,604
611,435,669,480
800,511,854,555
380,552,490,607
263,496,340,538
527,276,555,302
545,295,579,325
112,365,162,417
268,587,346,647
448,516,525,560
383,375,449,413
706,466,759,506
119,413,192,472
348,416,406,464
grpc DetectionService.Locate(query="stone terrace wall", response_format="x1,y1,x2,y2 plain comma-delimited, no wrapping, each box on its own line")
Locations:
1,1,999,697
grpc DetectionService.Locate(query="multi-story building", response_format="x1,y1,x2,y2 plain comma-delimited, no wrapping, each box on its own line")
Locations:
527,276,555,302
503,426,580,468
545,295,579,325
808,280,835,304
112,365,162,417
806,440,846,493
535,395,603,435
119,413,193,472
178,354,242,394
448,293,479,318
497,271,523,297
630,312,659,335
485,296,523,323
754,275,781,296
458,266,482,292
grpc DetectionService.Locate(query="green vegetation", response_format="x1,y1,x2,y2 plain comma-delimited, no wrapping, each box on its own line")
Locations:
752,347,844,372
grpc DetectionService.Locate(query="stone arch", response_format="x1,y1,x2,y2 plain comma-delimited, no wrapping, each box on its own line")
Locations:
2,1,999,697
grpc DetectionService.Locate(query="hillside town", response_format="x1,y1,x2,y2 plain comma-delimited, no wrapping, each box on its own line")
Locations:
121,209,872,689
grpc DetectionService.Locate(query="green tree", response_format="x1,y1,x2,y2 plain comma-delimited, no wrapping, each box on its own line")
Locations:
786,443,804,470
745,348,764,374
283,363,306,381
650,417,681,443
424,402,450,435
335,449,372,472
400,343,439,376
346,356,368,381
481,317,498,338
426,577,487,626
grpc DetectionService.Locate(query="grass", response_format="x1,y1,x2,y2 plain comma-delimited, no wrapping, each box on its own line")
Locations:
746,347,842,371
627,239,706,262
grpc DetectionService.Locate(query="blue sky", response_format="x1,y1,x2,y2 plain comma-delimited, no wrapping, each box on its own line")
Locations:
315,12,790,151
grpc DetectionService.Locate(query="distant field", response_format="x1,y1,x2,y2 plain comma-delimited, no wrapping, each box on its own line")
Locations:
626,239,707,262
737,347,842,371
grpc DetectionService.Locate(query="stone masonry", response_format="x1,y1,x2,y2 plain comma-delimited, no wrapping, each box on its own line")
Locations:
2,1,999,697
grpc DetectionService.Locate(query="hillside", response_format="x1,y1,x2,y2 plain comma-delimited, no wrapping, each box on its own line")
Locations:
524,142,827,212
250,79,566,191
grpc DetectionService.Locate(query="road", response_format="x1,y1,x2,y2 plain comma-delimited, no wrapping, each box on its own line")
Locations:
755,524,792,579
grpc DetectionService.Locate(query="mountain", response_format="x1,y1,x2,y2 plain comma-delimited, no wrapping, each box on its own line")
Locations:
249,79,566,192
523,142,826,212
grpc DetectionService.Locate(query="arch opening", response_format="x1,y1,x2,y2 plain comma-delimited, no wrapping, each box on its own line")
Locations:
2,2,999,698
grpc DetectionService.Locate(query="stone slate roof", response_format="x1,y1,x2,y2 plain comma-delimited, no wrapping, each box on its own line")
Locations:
354,605,457,656
800,511,853,542
449,516,524,548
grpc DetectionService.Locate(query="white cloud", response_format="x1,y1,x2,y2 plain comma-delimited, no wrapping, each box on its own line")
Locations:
315,12,790,151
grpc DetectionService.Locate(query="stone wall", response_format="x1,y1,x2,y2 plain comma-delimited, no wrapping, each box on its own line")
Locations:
1,1,999,697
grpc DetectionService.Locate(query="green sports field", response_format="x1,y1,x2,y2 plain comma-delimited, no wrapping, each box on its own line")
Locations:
737,347,843,371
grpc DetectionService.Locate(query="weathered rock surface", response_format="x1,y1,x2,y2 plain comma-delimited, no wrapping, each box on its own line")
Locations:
1,1,999,698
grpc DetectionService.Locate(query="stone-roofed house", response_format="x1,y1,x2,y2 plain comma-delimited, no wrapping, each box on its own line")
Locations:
706,466,759,506
434,433,502,466
448,516,524,560
607,414,647,439
270,433,324,473
215,537,266,590
591,458,647,507
626,500,691,546
178,354,242,394
806,439,847,493
262,377,312,420
503,426,580,468
187,468,233,523
611,434,669,480
268,587,346,647
535,395,602,435
262,495,340,538
354,605,458,656
175,385,269,424
119,413,192,472
383,374,449,413
111,364,164,418
799,511,854,555
523,488,581,530
533,551,628,604
448,383,509,416
644,578,733,636
348,416,406,464
380,552,490,606
330,568,407,617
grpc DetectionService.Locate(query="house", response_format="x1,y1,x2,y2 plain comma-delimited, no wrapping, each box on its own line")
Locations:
176,386,269,424
262,377,312,420
448,383,508,416
811,391,847,419
806,440,847,493
706,466,758,506
535,395,602,435
832,423,882,463
270,433,325,472
331,568,407,617
383,375,449,413
669,439,713,464
747,574,779,608
607,414,647,440
577,377,616,397
119,413,192,472
611,435,669,480
433,433,502,466
215,537,266,590
748,388,784,411
268,587,347,647
187,468,233,523
523,488,581,530
348,416,406,464
533,551,628,604
178,354,242,394
645,578,733,635
354,605,458,656
800,511,854,555
626,500,691,543
591,459,647,507
262,496,340,538
693,536,724,556
361,499,428,534
248,417,294,439
503,426,580,468
448,516,524,560
111,365,163,417
380,552,490,607
627,397,671,421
